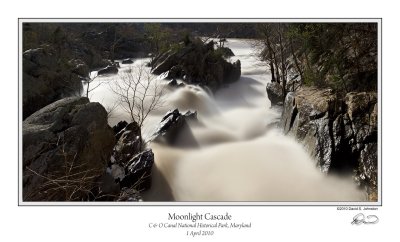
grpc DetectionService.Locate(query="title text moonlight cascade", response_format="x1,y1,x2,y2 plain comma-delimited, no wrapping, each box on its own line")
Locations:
168,213,232,223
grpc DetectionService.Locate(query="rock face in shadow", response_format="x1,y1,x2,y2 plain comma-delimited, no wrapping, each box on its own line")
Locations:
121,58,134,64
108,121,155,196
150,109,198,147
150,39,241,91
97,65,119,76
23,47,85,119
23,97,116,201
119,149,154,191
279,87,378,199
112,121,142,166
266,82,284,106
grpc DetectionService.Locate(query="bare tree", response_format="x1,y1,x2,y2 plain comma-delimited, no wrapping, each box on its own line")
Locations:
110,64,164,128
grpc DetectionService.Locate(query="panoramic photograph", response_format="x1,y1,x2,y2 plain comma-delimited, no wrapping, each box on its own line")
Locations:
20,21,378,202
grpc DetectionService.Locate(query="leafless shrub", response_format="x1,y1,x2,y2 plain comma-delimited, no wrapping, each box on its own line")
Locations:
24,138,106,201
110,64,164,128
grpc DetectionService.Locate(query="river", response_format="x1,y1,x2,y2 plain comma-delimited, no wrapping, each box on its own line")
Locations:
86,39,366,202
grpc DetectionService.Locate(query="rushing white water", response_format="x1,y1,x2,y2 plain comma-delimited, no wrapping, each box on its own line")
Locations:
86,39,366,202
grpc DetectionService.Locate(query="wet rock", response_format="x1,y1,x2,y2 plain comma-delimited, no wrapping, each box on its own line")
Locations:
152,50,178,75
167,65,184,79
97,65,118,76
167,79,186,88
113,121,142,165
23,97,116,201
183,110,197,120
121,58,134,64
119,150,154,191
112,120,128,134
266,82,284,106
168,79,178,87
111,62,121,68
150,109,198,147
358,144,378,186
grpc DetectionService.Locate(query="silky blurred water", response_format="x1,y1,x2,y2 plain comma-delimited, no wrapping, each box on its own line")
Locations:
86,39,366,202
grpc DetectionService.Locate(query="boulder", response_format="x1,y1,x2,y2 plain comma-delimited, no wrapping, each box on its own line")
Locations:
167,79,186,88
23,47,83,119
111,62,121,68
68,59,89,77
23,97,116,201
121,58,134,64
183,110,197,120
97,65,118,76
150,109,198,147
266,82,284,106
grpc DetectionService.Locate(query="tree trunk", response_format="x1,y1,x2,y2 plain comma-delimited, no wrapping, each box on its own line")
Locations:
278,24,287,100
289,37,304,84
265,38,276,82
273,51,280,84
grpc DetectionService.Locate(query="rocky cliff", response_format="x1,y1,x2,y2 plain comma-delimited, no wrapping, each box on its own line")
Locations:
279,87,378,200
23,97,116,201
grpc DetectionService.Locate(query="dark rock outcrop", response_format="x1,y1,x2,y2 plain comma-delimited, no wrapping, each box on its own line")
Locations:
23,47,84,119
266,82,284,106
119,150,154,191
167,79,186,88
166,65,184,79
108,120,156,194
279,87,378,199
150,39,241,91
112,120,128,135
217,46,235,58
167,79,178,87
23,97,116,201
68,59,89,77
97,65,118,76
150,109,198,147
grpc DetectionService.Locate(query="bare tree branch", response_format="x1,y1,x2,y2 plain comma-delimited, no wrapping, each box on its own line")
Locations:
109,64,165,128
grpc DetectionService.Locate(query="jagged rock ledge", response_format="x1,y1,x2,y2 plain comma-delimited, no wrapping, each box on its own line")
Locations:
149,109,198,148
